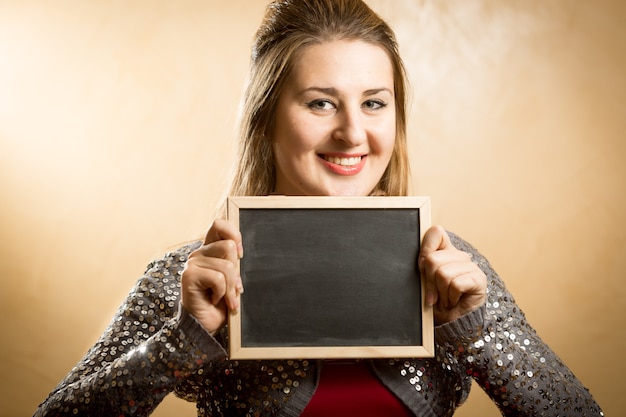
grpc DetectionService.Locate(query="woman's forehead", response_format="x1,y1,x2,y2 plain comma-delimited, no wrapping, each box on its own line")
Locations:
287,40,394,91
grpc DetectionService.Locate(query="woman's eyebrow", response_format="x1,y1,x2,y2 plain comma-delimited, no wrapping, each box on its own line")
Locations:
298,86,338,96
298,86,393,96
363,87,393,96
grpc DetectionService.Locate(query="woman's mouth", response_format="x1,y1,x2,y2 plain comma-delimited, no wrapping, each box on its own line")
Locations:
323,155,362,166
319,154,367,175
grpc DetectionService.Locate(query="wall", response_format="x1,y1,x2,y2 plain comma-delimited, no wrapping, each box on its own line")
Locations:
0,1,623,416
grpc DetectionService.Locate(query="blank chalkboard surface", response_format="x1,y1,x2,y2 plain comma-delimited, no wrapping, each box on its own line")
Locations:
227,196,433,359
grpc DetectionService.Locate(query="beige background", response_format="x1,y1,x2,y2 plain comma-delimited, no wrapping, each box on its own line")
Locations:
1,0,624,416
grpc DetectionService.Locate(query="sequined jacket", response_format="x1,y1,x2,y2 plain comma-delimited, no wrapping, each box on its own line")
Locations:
34,233,603,417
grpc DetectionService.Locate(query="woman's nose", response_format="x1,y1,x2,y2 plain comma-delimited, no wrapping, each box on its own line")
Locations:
332,107,367,146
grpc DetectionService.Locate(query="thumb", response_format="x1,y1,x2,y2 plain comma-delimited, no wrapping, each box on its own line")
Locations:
419,225,452,306
419,225,452,267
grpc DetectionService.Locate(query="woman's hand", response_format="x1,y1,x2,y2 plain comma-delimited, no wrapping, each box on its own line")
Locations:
418,225,486,325
181,219,244,335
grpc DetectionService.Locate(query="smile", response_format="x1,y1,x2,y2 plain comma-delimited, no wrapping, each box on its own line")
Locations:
319,154,367,176
322,155,362,166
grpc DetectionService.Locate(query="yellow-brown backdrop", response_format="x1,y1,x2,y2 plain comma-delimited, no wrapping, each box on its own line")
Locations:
1,1,623,416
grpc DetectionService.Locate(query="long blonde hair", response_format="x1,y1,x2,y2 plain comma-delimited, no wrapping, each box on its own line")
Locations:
228,0,411,198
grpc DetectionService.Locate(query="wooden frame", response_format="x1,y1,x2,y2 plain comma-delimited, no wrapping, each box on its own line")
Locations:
227,196,433,359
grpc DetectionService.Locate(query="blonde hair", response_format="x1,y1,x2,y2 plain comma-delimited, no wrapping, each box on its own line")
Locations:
228,0,411,198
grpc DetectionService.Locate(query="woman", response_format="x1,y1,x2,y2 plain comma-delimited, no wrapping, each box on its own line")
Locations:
35,0,602,416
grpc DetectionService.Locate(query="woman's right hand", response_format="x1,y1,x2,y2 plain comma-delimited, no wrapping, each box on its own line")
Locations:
181,218,244,335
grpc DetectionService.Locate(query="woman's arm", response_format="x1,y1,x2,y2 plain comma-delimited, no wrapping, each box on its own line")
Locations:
34,243,227,417
436,233,603,416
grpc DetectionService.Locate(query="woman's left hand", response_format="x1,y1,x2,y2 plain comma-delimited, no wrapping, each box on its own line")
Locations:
418,225,487,325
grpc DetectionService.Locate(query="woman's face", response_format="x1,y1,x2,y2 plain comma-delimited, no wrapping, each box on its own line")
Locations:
272,40,396,196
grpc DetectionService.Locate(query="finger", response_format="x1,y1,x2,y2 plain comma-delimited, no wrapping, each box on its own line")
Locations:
434,261,479,309
223,264,242,312
420,226,450,306
448,273,480,308
433,264,455,309
422,264,438,306
188,246,242,311
418,225,453,281
199,219,244,308
424,276,438,306
212,240,242,310
419,226,452,261
423,250,473,308
446,270,485,308
204,218,244,258
182,261,229,306
191,239,240,265
419,227,453,306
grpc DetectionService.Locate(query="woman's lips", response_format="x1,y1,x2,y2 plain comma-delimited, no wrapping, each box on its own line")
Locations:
319,154,367,175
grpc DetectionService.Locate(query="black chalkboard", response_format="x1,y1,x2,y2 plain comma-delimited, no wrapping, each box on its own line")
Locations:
227,196,433,359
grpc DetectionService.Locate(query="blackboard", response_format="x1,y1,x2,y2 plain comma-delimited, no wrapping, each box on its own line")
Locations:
227,196,433,359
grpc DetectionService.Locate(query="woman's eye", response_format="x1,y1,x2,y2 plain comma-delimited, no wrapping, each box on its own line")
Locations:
363,100,387,110
307,99,334,111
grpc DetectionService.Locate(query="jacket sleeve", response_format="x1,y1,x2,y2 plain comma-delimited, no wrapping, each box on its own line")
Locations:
435,233,603,416
33,242,228,417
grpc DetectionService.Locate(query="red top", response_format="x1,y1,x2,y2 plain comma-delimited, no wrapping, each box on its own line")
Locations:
300,361,413,416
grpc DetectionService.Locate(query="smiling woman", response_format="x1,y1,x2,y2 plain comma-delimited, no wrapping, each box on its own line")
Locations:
1,0,623,416
27,0,605,415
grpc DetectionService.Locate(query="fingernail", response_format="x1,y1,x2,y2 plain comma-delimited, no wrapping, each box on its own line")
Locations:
237,243,244,258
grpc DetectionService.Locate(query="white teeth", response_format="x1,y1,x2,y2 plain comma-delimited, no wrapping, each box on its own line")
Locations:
324,156,362,166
